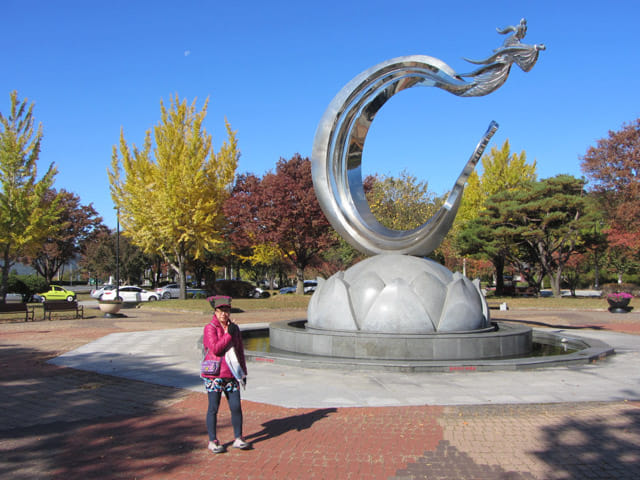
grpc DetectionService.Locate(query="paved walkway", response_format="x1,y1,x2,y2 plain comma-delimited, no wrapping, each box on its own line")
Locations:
1,305,640,479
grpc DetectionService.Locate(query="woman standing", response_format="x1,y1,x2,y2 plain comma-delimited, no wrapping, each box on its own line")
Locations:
202,295,249,453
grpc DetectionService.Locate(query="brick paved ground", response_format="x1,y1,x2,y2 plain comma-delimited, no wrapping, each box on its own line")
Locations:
1,306,639,479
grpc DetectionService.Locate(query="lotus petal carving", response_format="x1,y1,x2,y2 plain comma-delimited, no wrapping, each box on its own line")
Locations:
307,255,489,334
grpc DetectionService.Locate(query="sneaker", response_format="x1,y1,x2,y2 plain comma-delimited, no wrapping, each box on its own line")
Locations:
232,438,250,450
208,440,225,454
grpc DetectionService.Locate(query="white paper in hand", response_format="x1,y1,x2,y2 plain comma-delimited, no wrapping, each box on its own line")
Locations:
225,346,246,388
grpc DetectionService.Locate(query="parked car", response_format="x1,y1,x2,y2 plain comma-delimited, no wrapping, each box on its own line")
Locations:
254,287,271,298
101,286,159,302
304,280,318,294
156,283,180,299
186,287,208,298
5,293,24,303
279,281,318,295
212,280,261,298
157,284,210,299
37,285,77,302
90,284,115,300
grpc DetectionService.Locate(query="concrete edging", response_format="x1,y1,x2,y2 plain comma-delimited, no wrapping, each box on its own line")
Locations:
243,322,615,372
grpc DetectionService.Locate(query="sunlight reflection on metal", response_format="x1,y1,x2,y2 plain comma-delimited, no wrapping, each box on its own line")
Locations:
311,19,543,256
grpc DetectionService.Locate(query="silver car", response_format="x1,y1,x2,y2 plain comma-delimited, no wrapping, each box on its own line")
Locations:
155,283,180,299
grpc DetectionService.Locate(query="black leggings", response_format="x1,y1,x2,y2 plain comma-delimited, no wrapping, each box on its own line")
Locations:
206,388,243,441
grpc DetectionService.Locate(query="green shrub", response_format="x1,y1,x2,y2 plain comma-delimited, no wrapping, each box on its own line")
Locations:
7,274,48,302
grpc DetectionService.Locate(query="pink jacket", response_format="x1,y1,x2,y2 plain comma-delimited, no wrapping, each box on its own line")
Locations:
202,315,247,379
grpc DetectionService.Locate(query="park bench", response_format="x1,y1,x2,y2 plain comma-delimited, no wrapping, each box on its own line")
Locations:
42,300,84,321
487,301,509,311
0,302,35,322
515,286,538,297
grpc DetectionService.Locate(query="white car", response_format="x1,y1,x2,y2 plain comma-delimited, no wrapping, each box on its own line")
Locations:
90,284,115,299
303,280,318,294
101,286,159,302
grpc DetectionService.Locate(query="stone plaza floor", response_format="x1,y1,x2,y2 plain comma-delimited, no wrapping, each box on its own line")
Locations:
1,305,639,479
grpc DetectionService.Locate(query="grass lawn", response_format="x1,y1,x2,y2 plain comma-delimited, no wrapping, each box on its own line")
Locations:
123,292,612,313
136,292,313,313
486,295,608,311
68,288,615,314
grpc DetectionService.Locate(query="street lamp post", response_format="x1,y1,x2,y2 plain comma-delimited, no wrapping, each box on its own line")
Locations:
98,207,123,317
116,207,120,301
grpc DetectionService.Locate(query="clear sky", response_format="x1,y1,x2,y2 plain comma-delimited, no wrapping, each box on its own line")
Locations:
3,0,639,228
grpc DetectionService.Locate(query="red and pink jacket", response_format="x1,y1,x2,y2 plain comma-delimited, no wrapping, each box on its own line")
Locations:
202,315,247,379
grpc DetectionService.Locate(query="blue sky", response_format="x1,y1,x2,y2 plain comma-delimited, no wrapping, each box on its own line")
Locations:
3,1,639,228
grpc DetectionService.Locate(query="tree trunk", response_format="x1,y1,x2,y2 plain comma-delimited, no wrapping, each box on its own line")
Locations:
295,266,305,295
549,270,563,298
178,269,187,300
1,249,11,302
493,255,506,295
167,245,188,300
172,255,187,300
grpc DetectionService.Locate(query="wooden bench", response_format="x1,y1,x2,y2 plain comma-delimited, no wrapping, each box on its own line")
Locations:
487,302,508,311
515,286,538,297
43,300,84,321
0,302,35,321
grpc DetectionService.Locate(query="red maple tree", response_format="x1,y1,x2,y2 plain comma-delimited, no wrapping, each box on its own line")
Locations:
581,118,640,254
224,154,334,292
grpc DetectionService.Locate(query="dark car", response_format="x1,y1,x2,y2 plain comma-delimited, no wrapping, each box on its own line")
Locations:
212,280,262,298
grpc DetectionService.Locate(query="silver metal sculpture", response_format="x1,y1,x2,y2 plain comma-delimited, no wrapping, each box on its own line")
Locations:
311,18,545,256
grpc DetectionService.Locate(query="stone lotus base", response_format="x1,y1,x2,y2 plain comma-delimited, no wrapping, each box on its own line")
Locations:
307,254,490,334
270,320,532,361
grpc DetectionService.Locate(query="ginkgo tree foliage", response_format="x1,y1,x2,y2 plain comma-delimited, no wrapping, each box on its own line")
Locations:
109,95,239,299
0,91,61,301
456,139,537,226
366,170,441,231
452,139,537,291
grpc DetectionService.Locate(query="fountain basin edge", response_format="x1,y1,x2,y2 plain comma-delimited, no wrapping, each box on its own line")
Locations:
241,320,615,372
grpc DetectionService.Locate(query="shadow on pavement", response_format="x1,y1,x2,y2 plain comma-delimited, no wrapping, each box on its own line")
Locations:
394,440,537,480
247,408,337,445
533,405,640,479
499,318,607,330
0,344,199,480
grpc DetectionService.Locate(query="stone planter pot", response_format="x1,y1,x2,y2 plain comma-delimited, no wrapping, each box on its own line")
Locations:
98,301,123,315
607,297,631,313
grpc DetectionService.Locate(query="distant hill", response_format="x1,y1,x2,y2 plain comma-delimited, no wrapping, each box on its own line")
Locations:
1,262,37,275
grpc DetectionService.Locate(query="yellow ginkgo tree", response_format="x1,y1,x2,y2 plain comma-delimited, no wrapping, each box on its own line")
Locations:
456,139,537,226
0,91,61,301
109,95,238,299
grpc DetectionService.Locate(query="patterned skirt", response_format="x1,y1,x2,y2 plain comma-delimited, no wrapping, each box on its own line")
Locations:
203,377,239,393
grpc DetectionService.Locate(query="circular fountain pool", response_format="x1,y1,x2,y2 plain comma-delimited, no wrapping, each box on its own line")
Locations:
241,320,614,372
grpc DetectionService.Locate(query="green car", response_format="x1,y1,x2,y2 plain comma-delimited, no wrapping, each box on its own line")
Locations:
38,285,77,302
